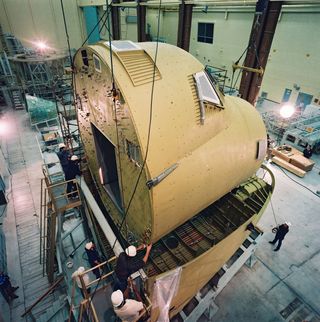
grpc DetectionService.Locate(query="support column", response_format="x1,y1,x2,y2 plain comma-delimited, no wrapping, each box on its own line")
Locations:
177,2,193,52
239,0,282,105
137,0,147,42
111,0,121,40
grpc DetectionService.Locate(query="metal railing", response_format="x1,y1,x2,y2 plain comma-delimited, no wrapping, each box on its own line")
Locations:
71,257,152,322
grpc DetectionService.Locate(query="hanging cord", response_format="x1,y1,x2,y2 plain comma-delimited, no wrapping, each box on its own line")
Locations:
229,45,249,93
230,69,242,93
269,197,278,228
99,8,113,39
82,0,124,305
68,2,112,187
253,43,262,70
60,0,73,68
111,0,163,250
81,8,110,47
104,0,127,237
274,164,320,198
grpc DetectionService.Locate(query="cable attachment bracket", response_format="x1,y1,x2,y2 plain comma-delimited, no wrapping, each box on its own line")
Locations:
146,163,178,189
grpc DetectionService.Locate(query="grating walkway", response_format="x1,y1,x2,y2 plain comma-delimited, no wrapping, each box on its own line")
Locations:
4,110,56,321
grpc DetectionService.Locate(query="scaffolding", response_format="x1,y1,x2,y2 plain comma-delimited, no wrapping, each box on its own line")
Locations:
9,52,70,100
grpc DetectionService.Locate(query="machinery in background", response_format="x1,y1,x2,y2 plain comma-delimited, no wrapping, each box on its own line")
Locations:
281,107,320,154
0,24,71,109
262,105,320,154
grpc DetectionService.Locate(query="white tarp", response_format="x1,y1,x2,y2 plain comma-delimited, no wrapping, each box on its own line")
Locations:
152,267,182,322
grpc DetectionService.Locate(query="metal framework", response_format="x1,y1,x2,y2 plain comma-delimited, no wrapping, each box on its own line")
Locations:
143,173,273,277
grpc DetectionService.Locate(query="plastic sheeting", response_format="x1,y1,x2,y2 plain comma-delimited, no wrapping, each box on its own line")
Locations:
26,94,58,125
152,267,182,322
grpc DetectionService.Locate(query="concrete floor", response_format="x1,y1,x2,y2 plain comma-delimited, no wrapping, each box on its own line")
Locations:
211,157,320,321
0,109,57,322
1,107,320,321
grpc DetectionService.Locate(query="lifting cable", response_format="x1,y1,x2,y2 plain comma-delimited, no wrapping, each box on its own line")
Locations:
263,161,320,234
105,2,127,239
229,42,262,93
68,4,112,176
229,45,248,92
59,0,117,308
111,0,163,251
83,0,127,305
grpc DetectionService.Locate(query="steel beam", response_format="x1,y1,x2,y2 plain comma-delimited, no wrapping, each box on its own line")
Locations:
177,2,193,52
239,0,282,105
111,0,121,40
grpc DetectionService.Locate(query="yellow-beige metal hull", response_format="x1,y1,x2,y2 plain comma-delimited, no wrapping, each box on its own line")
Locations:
149,190,271,319
74,42,268,244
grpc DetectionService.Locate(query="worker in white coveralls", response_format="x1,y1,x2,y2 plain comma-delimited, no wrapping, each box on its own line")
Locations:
111,289,144,322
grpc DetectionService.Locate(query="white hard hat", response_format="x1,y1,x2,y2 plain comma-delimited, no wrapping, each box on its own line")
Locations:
285,222,292,227
125,245,137,257
71,155,78,161
78,266,85,273
85,242,93,250
59,143,66,148
111,290,124,307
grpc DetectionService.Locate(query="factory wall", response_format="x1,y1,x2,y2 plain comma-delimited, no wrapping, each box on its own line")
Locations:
261,10,320,106
144,6,320,105
0,1,319,105
0,0,85,51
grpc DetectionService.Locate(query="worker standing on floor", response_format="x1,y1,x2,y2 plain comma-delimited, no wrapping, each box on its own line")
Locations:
85,242,102,279
64,155,81,199
269,222,291,251
57,143,70,174
114,244,152,295
111,289,144,322
0,271,19,302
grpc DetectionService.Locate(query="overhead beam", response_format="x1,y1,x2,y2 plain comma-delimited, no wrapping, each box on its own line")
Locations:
177,2,193,51
239,0,282,105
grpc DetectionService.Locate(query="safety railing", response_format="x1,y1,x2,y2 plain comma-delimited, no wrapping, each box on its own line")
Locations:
71,257,152,322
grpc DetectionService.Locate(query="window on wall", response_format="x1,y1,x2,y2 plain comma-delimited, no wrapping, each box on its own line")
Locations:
198,23,214,44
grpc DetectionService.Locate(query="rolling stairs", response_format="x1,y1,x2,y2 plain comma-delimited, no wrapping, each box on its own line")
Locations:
11,89,25,110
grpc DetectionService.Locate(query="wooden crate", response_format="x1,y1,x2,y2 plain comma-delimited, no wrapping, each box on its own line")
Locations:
271,156,306,178
290,154,315,172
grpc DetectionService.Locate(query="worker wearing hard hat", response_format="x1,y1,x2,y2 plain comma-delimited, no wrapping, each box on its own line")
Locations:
111,289,144,322
85,242,102,279
71,266,91,297
114,244,152,293
64,155,81,199
56,143,70,174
